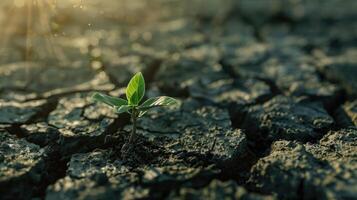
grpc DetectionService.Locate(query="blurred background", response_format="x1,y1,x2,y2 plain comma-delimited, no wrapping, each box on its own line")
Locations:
0,0,356,100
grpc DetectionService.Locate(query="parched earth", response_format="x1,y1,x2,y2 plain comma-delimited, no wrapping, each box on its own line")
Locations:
0,0,357,199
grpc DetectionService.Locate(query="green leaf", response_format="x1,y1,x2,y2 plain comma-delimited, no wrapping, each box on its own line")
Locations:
139,96,178,110
117,105,132,114
92,92,128,107
126,72,145,105
138,110,148,118
137,96,178,117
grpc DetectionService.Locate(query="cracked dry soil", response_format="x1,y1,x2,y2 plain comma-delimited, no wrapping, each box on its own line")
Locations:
0,0,357,199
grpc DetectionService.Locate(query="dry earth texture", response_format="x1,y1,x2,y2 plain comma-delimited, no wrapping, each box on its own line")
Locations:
0,0,356,199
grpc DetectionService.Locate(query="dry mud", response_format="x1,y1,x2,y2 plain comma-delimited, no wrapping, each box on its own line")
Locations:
0,0,356,199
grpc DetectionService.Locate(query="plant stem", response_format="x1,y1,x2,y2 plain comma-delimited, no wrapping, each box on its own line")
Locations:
129,108,137,144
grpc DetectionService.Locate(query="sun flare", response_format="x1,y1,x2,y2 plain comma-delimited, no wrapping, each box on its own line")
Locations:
0,0,70,63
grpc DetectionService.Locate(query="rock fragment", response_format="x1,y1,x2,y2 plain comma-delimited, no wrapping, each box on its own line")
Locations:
248,128,357,199
242,95,334,143
0,132,45,199
335,100,357,127
20,123,60,147
168,180,276,200
47,93,123,157
46,150,219,200
0,100,46,124
136,100,249,164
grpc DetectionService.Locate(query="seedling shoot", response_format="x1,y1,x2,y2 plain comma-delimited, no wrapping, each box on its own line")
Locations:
92,72,178,153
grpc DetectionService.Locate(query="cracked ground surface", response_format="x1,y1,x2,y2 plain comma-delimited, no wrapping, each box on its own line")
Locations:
0,0,356,199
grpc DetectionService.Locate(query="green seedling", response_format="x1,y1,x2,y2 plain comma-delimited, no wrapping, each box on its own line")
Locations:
92,72,178,154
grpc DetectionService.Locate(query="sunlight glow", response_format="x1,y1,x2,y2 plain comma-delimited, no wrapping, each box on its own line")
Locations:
14,0,26,7
0,0,66,62
0,0,70,84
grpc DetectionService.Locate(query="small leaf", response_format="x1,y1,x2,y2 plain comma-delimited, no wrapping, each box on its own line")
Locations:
137,96,178,118
117,105,132,114
92,93,128,107
139,96,178,110
138,110,148,118
126,72,145,105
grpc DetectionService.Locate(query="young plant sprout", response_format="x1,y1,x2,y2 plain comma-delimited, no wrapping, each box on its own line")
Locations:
92,72,178,154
